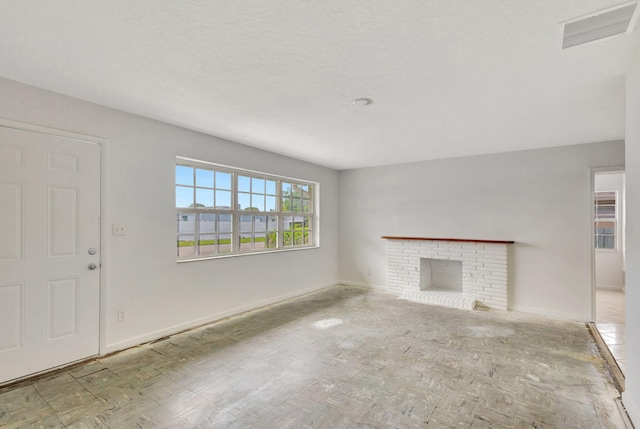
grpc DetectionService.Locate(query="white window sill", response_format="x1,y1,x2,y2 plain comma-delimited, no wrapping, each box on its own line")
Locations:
177,245,319,263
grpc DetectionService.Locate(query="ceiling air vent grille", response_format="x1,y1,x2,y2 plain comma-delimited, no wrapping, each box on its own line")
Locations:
563,1,638,49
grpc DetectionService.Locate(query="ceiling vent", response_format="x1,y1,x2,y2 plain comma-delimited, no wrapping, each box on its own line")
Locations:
562,1,638,49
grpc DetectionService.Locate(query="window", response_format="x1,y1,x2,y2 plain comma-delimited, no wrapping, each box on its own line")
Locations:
176,158,316,260
594,191,616,250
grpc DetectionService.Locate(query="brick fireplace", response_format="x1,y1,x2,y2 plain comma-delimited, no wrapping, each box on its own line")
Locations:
382,236,513,311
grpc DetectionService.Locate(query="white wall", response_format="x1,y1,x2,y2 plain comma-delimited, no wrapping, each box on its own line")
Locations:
623,45,640,425
339,142,624,321
0,77,340,353
595,172,625,289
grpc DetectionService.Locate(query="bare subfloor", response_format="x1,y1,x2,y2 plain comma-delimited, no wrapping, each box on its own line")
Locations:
0,286,625,428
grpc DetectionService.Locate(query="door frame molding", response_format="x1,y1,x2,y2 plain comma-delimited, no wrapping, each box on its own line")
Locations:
0,118,108,357
589,165,625,322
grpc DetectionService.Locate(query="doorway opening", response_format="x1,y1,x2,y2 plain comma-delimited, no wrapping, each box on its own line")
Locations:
592,170,626,388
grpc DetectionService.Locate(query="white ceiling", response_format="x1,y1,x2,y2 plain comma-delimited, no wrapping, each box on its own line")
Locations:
1,1,639,170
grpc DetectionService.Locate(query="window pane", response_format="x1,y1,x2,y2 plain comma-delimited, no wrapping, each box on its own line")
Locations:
604,235,615,249
176,165,193,186
218,214,233,233
238,192,251,211
216,190,231,209
596,221,615,235
304,231,311,245
198,234,216,256
252,177,265,193
240,215,252,232
177,213,196,234
254,215,267,232
282,182,291,194
178,235,196,257
268,216,278,232
267,231,277,248
216,171,232,190
199,214,216,233
283,231,293,247
266,196,277,212
254,233,266,250
293,198,302,212
251,194,265,212
219,234,232,253
239,233,253,251
196,168,214,188
282,196,292,213
305,216,312,231
195,188,214,208
238,175,251,192
595,191,615,205
293,231,303,245
266,180,276,195
283,215,293,231
596,205,615,219
302,199,310,213
176,186,194,208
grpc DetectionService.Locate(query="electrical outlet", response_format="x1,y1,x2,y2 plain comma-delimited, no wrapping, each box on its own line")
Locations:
118,310,126,322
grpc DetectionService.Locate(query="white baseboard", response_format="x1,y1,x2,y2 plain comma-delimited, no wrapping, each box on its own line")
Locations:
622,391,639,428
510,305,589,322
104,281,337,354
596,284,624,290
339,280,388,291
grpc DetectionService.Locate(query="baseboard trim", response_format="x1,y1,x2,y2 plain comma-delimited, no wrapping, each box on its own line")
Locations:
338,280,388,291
510,305,588,322
104,281,338,354
622,392,639,428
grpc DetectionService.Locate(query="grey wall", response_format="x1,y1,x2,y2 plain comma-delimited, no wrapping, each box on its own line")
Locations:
339,141,624,320
0,77,340,353
623,45,640,424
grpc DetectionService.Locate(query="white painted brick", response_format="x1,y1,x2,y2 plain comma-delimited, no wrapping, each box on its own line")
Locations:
481,292,507,301
482,262,507,270
437,251,463,259
484,276,507,283
481,256,507,263
489,272,507,278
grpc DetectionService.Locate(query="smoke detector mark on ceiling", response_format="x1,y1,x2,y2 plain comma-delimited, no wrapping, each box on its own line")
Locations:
562,1,639,49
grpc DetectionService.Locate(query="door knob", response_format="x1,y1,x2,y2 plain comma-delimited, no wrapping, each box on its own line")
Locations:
88,263,98,270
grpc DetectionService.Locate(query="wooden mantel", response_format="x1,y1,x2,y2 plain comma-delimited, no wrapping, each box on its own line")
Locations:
381,236,514,245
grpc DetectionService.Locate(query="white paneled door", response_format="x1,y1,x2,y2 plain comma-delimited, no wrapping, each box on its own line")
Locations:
0,126,100,384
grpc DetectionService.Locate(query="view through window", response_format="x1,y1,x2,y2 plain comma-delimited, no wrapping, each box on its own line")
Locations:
176,159,316,259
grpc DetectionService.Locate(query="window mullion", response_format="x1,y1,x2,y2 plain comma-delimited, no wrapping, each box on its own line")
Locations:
233,172,239,253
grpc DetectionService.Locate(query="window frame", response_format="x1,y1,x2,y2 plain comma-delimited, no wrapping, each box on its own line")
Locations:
176,157,318,261
594,190,617,251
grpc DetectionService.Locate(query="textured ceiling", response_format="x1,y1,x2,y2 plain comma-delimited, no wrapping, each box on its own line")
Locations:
0,1,639,169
